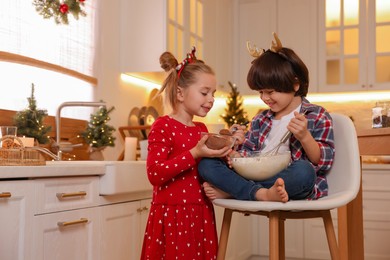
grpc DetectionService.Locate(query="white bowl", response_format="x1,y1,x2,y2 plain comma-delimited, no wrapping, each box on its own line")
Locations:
231,151,291,181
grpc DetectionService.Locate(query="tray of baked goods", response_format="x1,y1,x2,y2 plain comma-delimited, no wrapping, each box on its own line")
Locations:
0,135,46,166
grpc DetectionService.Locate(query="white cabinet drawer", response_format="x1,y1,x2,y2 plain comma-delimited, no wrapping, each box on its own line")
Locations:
32,207,100,260
362,169,390,192
34,176,99,214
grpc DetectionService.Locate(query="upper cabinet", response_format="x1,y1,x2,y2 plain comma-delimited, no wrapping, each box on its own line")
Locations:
318,0,390,92
120,0,204,81
233,0,318,95
120,0,167,74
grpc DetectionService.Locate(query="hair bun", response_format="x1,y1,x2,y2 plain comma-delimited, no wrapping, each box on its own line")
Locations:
159,52,178,72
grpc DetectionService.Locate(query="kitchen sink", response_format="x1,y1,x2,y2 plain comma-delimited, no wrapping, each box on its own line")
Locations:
45,160,151,195
99,161,151,195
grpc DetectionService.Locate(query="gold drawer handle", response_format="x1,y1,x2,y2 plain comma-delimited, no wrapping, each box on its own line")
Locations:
0,192,12,198
56,191,87,199
57,218,89,227
137,206,149,213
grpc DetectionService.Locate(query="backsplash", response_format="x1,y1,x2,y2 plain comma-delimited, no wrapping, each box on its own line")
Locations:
199,99,376,131
316,100,373,130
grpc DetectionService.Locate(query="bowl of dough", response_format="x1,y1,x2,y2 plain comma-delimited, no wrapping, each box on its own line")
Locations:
202,130,236,150
230,150,291,181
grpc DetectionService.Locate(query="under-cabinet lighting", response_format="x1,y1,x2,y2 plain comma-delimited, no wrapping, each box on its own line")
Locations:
121,74,161,90
307,91,390,103
214,91,390,108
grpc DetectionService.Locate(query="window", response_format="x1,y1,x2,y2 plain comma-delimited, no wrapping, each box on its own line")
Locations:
0,0,97,119
167,0,203,61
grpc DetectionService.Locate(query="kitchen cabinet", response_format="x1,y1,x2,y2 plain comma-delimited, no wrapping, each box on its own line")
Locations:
318,0,390,92
214,205,253,260
0,162,153,260
0,180,34,260
32,176,152,260
233,0,318,95
0,160,256,260
361,164,390,259
120,0,167,74
120,0,204,79
100,198,151,260
31,176,100,260
32,207,100,260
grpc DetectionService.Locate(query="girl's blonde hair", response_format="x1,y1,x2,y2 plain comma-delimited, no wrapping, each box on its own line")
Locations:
158,51,215,110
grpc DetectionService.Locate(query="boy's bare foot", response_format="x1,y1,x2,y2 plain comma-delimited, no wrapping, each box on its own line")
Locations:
202,182,231,200
255,178,289,202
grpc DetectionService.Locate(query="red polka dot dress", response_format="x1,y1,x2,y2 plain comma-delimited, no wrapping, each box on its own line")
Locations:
140,115,218,260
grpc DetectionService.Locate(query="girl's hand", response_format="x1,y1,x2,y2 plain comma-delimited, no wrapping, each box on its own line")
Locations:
190,134,232,159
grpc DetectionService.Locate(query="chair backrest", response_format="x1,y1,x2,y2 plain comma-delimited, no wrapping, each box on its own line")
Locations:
326,113,361,198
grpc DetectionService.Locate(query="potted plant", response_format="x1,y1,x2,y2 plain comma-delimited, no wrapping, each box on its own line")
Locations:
81,104,116,160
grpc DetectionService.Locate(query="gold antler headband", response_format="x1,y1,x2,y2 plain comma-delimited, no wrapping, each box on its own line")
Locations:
247,32,283,58
246,42,265,58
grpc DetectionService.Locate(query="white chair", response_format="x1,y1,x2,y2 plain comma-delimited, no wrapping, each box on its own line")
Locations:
213,113,361,260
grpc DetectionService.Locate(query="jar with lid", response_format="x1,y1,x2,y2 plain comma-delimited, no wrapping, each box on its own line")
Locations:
372,102,383,128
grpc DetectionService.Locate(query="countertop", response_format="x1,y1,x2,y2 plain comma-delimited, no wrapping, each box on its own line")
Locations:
357,127,390,155
0,161,147,179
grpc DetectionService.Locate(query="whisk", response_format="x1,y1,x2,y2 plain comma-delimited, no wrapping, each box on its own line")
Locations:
262,130,292,156
262,110,309,156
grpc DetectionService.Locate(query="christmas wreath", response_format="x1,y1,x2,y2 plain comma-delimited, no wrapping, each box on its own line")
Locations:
32,0,87,25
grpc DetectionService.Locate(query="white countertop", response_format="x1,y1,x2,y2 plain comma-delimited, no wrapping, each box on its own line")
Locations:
0,161,107,178
0,160,148,179
0,160,151,196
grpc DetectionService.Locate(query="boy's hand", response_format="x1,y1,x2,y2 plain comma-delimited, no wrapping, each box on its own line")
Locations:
288,111,310,141
230,124,246,145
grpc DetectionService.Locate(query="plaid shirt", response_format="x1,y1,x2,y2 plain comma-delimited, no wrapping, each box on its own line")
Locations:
240,97,335,199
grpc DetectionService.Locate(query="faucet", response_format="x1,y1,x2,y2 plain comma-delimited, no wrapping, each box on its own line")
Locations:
30,146,60,161
54,101,106,160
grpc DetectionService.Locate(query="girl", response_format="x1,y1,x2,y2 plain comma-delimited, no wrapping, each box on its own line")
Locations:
198,33,335,203
140,47,238,259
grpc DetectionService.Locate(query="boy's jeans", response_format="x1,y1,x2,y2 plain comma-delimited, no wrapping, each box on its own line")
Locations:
198,158,315,201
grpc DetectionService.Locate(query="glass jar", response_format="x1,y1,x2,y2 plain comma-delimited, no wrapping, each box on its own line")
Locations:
372,103,383,128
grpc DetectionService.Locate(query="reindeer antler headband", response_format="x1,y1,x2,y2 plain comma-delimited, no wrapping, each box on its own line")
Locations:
175,46,197,78
247,32,283,58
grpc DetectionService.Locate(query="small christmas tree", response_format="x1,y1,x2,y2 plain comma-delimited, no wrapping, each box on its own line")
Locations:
220,81,249,127
81,105,116,148
14,83,52,144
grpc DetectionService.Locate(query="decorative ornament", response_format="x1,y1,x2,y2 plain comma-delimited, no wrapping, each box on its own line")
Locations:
32,0,87,25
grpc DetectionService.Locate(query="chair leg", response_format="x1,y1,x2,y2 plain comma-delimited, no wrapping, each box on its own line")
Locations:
279,218,285,260
217,208,233,260
322,210,340,260
269,211,280,260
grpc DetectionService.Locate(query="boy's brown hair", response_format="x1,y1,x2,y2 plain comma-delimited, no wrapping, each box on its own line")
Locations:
247,48,309,97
